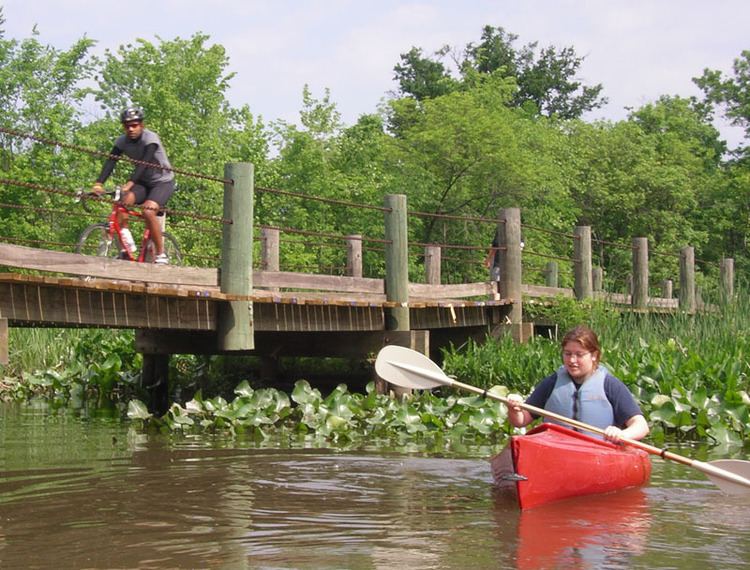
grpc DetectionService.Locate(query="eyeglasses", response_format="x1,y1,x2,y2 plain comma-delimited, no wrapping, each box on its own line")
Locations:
562,351,591,360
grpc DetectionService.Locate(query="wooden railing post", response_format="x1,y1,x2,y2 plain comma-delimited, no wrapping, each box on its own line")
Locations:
721,258,734,303
679,246,696,313
260,227,280,293
260,227,279,272
384,194,409,331
661,279,673,299
592,266,603,293
499,208,522,325
217,162,254,350
545,261,558,288
574,226,592,300
632,237,649,309
425,245,441,285
346,235,363,278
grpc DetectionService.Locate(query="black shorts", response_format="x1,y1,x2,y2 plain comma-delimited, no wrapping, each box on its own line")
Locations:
130,180,176,207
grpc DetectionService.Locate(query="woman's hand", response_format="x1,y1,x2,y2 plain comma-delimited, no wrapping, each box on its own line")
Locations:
604,425,624,443
505,394,529,428
506,393,524,413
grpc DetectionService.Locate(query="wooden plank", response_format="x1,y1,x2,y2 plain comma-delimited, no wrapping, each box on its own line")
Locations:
409,304,502,329
0,243,218,286
251,289,387,305
0,281,217,330
523,283,574,298
253,270,384,294
409,282,493,299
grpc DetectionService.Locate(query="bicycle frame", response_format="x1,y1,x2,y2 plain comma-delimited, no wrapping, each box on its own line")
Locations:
89,187,153,263
106,201,152,262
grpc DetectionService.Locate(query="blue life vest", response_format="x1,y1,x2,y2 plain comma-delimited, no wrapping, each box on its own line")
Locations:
544,365,614,437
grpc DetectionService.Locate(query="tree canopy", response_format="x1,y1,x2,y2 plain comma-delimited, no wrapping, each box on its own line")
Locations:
393,25,606,119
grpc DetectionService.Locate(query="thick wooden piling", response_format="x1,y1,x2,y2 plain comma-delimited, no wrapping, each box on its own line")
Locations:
379,194,414,396
142,354,169,415
384,194,409,332
0,312,7,366
217,162,255,351
499,208,522,325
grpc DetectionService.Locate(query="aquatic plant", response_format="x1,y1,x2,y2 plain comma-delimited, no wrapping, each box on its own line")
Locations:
127,379,513,446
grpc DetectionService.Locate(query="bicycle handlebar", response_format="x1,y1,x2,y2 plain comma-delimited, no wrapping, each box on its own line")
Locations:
75,186,124,213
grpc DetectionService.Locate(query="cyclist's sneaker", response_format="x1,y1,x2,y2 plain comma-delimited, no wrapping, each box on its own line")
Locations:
154,253,169,265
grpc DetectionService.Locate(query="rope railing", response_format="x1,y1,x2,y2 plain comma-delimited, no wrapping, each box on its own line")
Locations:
408,209,504,225
259,224,391,245
0,126,230,185
0,176,231,224
522,222,576,240
256,186,390,212
0,235,77,250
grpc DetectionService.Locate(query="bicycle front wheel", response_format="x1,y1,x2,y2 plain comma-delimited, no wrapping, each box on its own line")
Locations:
143,232,182,265
76,223,120,258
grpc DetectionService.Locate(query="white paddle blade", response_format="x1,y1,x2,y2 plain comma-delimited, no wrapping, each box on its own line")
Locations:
374,345,448,390
704,459,750,494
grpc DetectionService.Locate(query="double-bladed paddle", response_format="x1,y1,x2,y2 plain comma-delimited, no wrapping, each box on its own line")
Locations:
375,345,750,495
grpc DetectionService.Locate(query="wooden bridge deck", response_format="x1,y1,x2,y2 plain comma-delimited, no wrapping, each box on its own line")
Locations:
0,243,514,363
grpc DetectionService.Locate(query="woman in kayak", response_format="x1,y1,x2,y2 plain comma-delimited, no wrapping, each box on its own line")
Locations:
505,325,649,443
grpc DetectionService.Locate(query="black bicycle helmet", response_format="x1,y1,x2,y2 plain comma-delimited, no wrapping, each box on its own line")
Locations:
120,107,145,123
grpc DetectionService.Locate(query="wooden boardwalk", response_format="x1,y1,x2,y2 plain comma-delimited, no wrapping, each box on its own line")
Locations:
0,243,513,365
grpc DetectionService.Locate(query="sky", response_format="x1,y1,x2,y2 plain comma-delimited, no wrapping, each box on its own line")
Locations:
2,0,748,148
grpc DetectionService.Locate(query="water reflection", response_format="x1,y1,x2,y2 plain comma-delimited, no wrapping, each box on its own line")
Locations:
498,487,651,570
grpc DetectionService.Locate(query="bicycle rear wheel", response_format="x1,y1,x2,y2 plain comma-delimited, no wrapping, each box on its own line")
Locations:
143,232,182,265
76,223,121,258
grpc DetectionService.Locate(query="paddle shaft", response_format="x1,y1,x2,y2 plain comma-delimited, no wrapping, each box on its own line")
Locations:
390,359,750,490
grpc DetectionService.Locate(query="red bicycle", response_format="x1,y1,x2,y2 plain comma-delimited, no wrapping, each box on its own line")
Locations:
75,186,182,264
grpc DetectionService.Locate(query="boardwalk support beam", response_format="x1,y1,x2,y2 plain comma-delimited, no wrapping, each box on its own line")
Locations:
0,312,7,366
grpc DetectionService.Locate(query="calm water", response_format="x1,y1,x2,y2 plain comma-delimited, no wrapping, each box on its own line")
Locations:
1,402,749,569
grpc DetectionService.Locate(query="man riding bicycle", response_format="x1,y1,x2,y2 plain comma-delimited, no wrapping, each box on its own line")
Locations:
92,107,175,264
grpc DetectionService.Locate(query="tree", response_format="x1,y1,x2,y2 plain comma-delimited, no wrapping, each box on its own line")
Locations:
694,50,750,148
393,47,459,101
0,24,95,246
392,25,606,119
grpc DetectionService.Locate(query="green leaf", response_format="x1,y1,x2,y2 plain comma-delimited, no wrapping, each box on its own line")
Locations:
127,399,152,420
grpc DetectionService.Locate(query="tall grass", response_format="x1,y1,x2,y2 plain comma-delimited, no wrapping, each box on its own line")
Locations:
3,328,138,377
3,328,83,377
443,291,750,441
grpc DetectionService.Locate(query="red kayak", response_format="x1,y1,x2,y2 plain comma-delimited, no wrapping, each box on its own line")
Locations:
491,423,652,510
